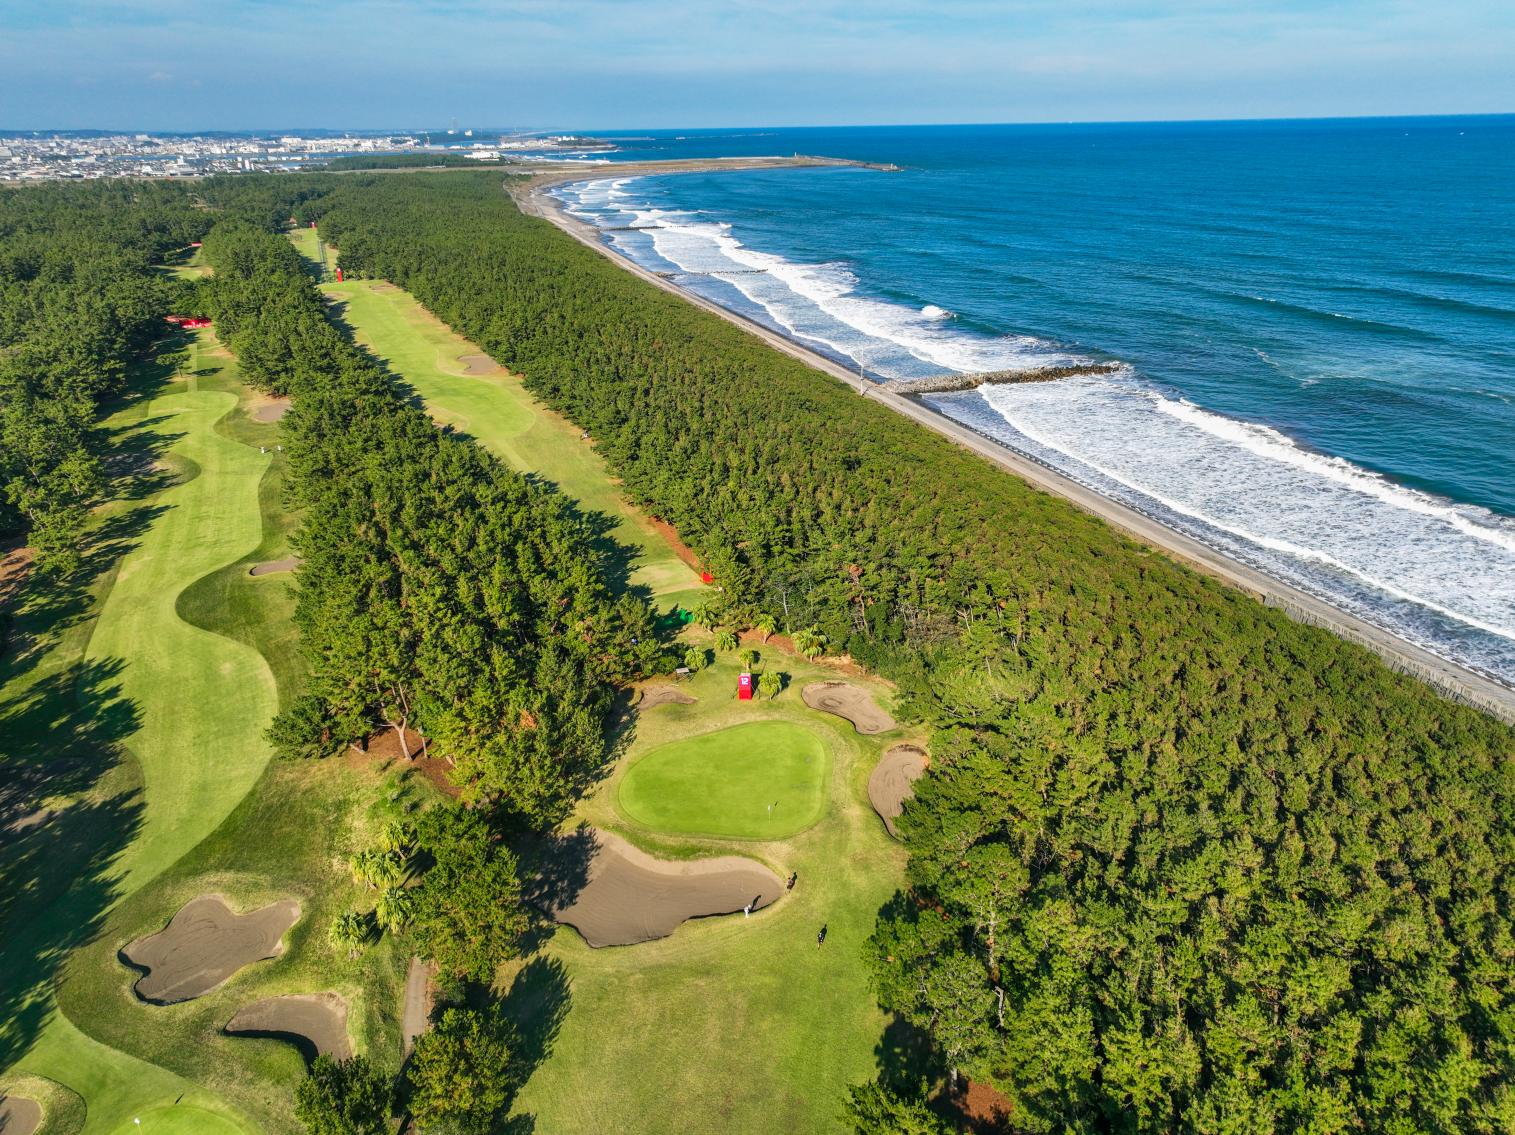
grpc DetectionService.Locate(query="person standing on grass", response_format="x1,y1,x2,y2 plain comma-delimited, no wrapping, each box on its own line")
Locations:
744,902,753,918
817,924,827,948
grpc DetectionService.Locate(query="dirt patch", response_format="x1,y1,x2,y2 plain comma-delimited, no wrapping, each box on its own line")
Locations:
370,282,399,293
249,397,291,423
546,829,783,948
645,516,705,574
402,957,433,1057
458,353,501,376
0,1095,41,1135
802,681,896,735
346,727,460,799
868,744,928,838
0,543,33,611
120,895,300,1004
249,555,300,576
225,992,351,1063
942,1077,1015,1131
637,684,696,711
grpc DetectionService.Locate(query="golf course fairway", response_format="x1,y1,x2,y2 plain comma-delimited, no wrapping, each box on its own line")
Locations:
619,720,829,839
86,369,278,895
7,334,274,1133
309,257,704,610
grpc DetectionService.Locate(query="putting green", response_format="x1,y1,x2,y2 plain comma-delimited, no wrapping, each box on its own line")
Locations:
619,721,828,839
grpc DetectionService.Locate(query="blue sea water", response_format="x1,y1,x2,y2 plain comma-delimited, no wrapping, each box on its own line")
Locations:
550,120,1515,685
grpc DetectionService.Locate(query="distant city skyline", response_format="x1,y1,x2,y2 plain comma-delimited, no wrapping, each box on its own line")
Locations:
2,0,1512,131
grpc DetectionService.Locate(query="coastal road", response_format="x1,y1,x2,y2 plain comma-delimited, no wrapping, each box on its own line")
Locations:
514,163,1515,725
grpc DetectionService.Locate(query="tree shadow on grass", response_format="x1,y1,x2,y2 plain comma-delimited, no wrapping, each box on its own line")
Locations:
0,658,144,1068
512,822,606,956
496,955,571,1135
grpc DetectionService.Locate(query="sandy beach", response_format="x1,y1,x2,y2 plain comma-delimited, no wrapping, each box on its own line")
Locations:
515,161,1515,724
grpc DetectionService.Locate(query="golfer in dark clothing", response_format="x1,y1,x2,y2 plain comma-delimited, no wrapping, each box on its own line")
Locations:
817,925,828,948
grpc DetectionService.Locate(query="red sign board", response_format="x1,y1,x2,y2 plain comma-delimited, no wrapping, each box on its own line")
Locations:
738,672,753,701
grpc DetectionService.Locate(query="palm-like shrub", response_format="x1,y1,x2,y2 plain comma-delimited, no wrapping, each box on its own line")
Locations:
329,911,371,958
792,626,828,659
375,887,416,934
715,630,738,653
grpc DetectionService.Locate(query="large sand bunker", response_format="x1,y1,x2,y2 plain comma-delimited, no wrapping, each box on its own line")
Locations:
868,745,928,839
802,681,896,735
0,1095,41,1135
249,555,300,576
547,830,782,948
250,399,291,423
458,353,500,375
121,895,300,1004
637,684,696,711
225,993,351,1063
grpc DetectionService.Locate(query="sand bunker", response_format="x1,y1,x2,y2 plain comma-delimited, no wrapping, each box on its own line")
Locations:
225,992,351,1063
249,555,300,576
121,895,300,1004
458,353,500,375
0,1095,41,1135
868,744,928,839
548,829,782,948
802,681,896,735
637,684,696,711
250,399,291,423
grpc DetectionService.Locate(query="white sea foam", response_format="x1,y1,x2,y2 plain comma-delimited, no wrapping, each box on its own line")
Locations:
560,177,1068,379
555,176,1515,681
978,378,1515,645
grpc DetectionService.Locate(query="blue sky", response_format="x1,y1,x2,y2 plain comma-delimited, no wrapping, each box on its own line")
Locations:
2,1,1512,131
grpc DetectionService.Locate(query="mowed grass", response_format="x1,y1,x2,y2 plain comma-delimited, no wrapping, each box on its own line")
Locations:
282,235,913,1132
5,336,283,1133
512,653,913,1135
294,239,704,609
85,336,278,896
619,720,828,839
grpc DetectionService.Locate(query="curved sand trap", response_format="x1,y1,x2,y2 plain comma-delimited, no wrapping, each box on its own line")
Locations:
250,399,290,423
802,681,896,735
868,745,928,838
225,992,351,1063
548,830,782,948
249,555,300,576
458,353,499,375
0,1095,41,1135
637,684,696,711
121,895,300,1004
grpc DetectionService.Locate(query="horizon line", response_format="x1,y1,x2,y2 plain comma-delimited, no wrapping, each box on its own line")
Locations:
4,110,1514,136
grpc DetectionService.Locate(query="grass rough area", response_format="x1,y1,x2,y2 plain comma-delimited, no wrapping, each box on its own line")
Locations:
291,236,703,611
619,720,828,840
512,652,913,1135
3,334,409,1135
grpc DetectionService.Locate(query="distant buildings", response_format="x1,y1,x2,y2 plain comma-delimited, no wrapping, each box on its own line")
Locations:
0,131,613,183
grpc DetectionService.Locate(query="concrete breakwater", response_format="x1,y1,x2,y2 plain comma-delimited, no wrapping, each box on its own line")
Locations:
891,362,1122,395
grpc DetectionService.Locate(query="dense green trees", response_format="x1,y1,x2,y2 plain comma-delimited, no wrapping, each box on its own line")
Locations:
406,1006,520,1134
198,220,662,825
0,181,205,567
295,1054,393,1135
309,171,1515,1131
408,805,529,983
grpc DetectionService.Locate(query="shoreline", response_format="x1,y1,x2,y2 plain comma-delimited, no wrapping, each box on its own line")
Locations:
513,162,1515,725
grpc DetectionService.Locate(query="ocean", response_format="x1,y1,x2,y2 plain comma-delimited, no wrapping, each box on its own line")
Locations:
549,119,1515,686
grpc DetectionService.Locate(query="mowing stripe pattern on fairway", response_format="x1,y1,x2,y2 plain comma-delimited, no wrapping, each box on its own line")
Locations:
293,240,704,610
86,381,278,896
